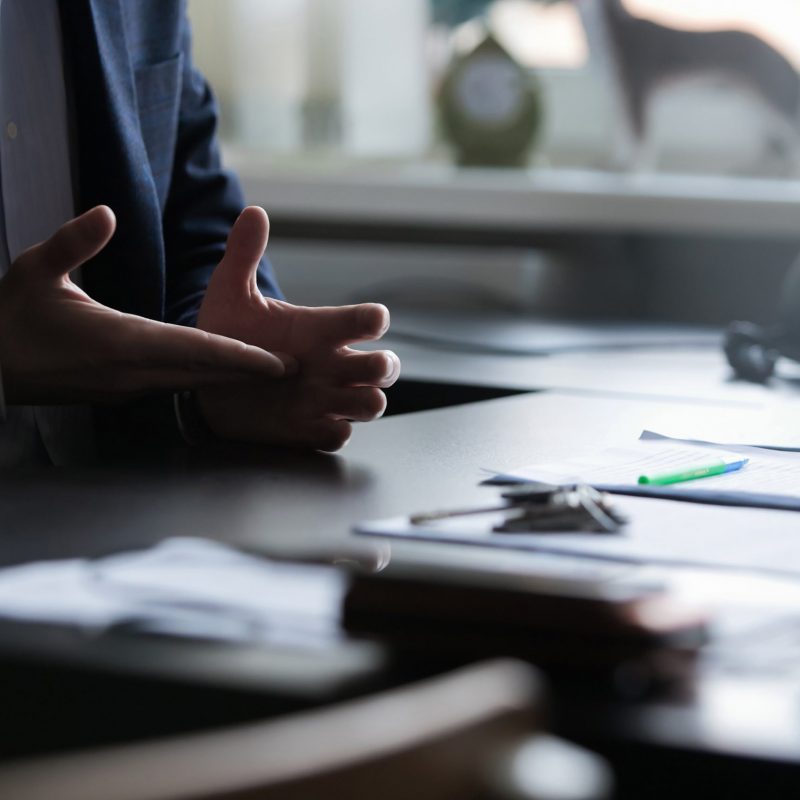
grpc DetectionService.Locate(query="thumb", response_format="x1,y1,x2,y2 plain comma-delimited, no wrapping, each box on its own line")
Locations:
212,206,269,297
22,205,116,279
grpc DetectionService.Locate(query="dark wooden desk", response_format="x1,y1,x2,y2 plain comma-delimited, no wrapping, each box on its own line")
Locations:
2,390,800,797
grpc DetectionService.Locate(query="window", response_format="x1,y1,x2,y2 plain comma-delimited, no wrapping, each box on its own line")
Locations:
189,1,800,178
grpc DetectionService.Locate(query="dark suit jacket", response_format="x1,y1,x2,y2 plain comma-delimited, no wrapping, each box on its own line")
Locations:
59,0,282,321
56,0,282,454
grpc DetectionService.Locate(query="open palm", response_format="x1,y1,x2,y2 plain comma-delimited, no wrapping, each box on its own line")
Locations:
196,207,400,451
0,206,291,406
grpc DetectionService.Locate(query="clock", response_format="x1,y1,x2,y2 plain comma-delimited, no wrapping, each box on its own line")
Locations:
438,32,542,166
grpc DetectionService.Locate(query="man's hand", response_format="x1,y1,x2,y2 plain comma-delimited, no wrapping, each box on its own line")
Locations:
196,207,401,452
0,206,294,405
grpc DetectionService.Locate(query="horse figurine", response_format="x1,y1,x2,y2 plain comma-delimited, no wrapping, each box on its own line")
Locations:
575,0,800,172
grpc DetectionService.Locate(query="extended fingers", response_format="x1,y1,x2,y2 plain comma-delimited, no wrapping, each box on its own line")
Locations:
201,384,353,451
312,385,388,422
297,303,390,348
124,315,295,382
259,418,353,453
303,419,353,452
320,349,401,388
113,367,284,396
213,206,269,297
20,206,116,278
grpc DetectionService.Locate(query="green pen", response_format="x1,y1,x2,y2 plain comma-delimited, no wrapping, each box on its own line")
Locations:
638,458,749,486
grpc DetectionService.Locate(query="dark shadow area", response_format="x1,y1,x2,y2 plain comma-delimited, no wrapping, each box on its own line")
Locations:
384,379,530,416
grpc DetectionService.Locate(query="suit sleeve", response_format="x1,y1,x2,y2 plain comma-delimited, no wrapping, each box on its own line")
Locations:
161,11,283,328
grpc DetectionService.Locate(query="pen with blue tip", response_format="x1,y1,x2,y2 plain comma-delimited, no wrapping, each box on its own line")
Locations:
638,458,749,486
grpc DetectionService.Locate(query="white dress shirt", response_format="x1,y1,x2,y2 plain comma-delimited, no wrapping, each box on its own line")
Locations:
0,0,95,466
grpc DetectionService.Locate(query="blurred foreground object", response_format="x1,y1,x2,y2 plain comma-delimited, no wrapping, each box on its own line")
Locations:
0,659,612,800
345,554,707,685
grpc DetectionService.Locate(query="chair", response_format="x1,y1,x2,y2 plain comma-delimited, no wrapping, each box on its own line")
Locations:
0,659,611,800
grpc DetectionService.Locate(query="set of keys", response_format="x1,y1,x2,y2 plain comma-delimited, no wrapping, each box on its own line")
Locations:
409,483,628,534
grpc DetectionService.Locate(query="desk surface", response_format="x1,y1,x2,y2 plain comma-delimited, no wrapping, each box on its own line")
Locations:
375,335,800,408
3,386,800,788
3,391,788,564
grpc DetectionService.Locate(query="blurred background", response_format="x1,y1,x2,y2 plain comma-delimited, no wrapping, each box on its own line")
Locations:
187,0,800,329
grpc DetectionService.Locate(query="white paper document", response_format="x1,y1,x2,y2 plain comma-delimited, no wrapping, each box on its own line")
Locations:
0,538,345,645
357,434,800,577
644,410,800,452
492,434,800,511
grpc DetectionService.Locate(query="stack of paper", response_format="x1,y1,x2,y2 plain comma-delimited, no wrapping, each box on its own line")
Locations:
0,538,345,646
491,432,800,511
